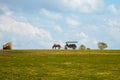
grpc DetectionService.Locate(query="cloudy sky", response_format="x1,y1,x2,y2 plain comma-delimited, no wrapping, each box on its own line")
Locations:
0,0,120,49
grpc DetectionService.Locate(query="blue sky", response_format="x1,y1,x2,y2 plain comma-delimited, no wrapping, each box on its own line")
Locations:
0,0,120,49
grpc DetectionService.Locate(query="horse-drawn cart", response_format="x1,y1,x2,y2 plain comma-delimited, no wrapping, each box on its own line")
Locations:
65,41,78,50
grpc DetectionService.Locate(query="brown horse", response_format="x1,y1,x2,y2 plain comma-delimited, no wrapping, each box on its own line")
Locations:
52,44,61,49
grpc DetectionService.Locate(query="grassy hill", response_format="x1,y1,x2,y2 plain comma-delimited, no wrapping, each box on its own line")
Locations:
0,50,120,80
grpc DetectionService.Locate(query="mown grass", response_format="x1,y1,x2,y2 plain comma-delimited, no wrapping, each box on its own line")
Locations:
0,50,120,80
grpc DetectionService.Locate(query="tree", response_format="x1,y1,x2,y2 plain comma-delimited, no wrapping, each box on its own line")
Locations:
97,42,107,50
80,44,86,50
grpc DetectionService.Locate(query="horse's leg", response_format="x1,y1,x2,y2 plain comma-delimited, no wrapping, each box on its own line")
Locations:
65,46,67,50
58,47,60,49
55,47,56,50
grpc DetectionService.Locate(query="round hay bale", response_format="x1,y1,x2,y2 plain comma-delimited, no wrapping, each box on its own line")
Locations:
3,42,12,50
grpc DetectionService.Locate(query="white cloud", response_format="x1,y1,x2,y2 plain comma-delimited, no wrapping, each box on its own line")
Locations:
109,29,120,39
0,15,52,39
106,19,120,42
0,0,105,14
0,15,53,48
109,4,120,15
0,15,35,37
86,25,99,31
108,27,120,43
0,3,13,16
34,27,52,40
54,25,63,33
108,19,120,27
40,8,62,20
59,0,104,13
76,32,89,45
78,32,88,39
66,17,80,27
0,34,2,38
93,40,98,45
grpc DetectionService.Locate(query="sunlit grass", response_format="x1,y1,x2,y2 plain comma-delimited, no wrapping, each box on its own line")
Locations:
0,50,120,80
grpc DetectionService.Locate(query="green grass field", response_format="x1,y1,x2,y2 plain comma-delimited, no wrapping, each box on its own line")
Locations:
0,50,120,80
